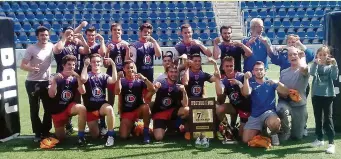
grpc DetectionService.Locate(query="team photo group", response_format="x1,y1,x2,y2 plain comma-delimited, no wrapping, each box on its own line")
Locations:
21,17,338,154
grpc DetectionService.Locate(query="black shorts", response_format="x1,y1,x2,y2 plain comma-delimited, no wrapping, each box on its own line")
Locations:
153,107,180,129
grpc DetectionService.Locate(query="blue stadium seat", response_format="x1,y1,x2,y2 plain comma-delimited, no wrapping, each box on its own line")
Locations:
159,2,167,10
187,12,195,19
297,30,306,38
131,13,139,20
208,22,216,29
278,8,287,17
94,3,103,10
267,31,275,39
264,1,273,8
19,35,28,43
22,23,32,31
249,9,258,17
29,3,39,11
306,8,315,17
129,34,139,41
268,9,277,17
319,1,328,7
199,33,209,40
76,3,85,10
177,12,186,20
149,12,158,20
102,13,111,21
169,23,178,29
247,2,255,8
197,12,205,19
301,19,311,27
20,3,29,11
301,1,310,7
316,30,324,38
241,1,246,8
45,14,54,21
130,23,139,30
192,33,199,39
185,2,194,10
16,13,26,21
84,14,93,20
283,1,291,7
151,34,159,40
255,1,264,8
150,2,157,10
56,3,65,10
112,13,120,20
63,14,72,20
307,30,316,38
85,3,94,10
131,2,139,10
210,32,218,39
113,3,121,10
52,24,61,31
102,23,110,31
310,1,319,7
168,13,177,20
311,19,320,27
32,23,41,29
198,22,207,29
274,1,283,7
159,34,169,42
93,13,102,20
282,18,291,27
159,23,168,30
292,1,301,7
329,1,337,7
43,23,51,29
29,36,37,43
159,12,167,20
204,2,212,9
50,35,59,42
312,39,320,44
141,2,148,10
36,13,45,21
170,33,178,40
121,13,130,20
316,9,325,16
189,22,197,29
272,39,280,45
264,20,272,27
11,3,20,11
194,2,203,10
258,9,268,17
287,8,296,17
139,12,148,20
273,18,281,27
277,29,286,39
121,34,129,41
67,3,75,10
302,39,310,44
14,23,22,32
168,2,176,10
297,9,306,17
206,12,214,19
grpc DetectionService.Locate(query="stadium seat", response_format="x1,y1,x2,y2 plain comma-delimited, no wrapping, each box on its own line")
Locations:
168,2,176,10
22,23,32,31
199,33,209,40
50,35,59,42
249,9,258,17
208,22,217,29
273,18,281,27
319,1,328,7
170,33,178,40
52,24,61,31
130,23,139,30
247,2,255,8
129,34,139,41
177,12,186,20
19,35,28,43
67,3,75,10
297,8,306,17
36,13,45,21
302,39,310,44
29,36,37,43
185,2,194,10
29,3,39,11
198,22,207,29
274,1,283,7
168,13,177,20
264,1,273,8
159,2,167,10
287,8,296,17
282,1,291,7
159,34,169,42
255,1,264,8
307,30,316,38
316,30,324,38
282,18,291,27
206,12,214,19
187,12,195,19
194,2,203,10
267,31,275,39
301,19,311,27
316,9,325,16
259,9,268,17
14,23,22,32
272,39,280,45
277,29,286,39
140,2,148,10
278,8,287,17
169,23,178,29
306,8,315,17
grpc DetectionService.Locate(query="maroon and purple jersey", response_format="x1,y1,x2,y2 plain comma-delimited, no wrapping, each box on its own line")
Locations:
82,72,109,112
54,43,81,73
120,78,146,113
185,70,212,98
175,40,204,58
106,40,129,75
80,42,101,72
152,79,183,114
131,41,155,81
218,44,245,73
50,76,78,114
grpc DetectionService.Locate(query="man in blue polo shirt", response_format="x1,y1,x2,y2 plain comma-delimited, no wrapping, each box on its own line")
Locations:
242,18,273,72
241,61,289,146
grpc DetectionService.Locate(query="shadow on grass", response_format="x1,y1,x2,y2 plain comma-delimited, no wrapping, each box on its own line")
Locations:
1,132,341,158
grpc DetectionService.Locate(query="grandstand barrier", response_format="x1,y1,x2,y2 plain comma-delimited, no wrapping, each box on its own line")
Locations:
14,44,323,67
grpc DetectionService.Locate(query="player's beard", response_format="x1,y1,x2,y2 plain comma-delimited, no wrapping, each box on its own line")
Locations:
255,73,264,80
222,37,230,43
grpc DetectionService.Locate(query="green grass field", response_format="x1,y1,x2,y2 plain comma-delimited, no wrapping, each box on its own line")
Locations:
1,64,340,159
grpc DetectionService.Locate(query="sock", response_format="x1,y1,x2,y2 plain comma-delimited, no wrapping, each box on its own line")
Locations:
100,118,106,128
78,131,85,138
107,130,115,137
143,127,149,134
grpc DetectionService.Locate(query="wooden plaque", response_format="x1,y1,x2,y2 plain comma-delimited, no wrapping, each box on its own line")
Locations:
189,97,216,139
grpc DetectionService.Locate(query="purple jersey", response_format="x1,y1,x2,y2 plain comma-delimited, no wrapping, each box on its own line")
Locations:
175,40,204,58
80,43,101,72
106,40,129,75
120,78,146,112
130,41,155,81
54,43,81,73
218,44,245,72
82,72,109,112
221,72,251,112
185,70,212,98
50,76,78,114
152,79,183,114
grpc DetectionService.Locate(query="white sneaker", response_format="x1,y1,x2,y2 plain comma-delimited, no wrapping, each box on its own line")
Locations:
271,134,280,146
303,129,308,137
311,139,324,147
100,127,108,136
326,144,335,154
84,126,89,133
105,136,114,147
195,137,201,145
201,137,209,148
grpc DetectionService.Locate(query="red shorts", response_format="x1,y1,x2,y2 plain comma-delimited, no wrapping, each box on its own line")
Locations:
237,109,251,119
87,110,100,122
152,108,176,120
107,83,116,92
121,109,139,121
142,88,152,103
52,102,76,128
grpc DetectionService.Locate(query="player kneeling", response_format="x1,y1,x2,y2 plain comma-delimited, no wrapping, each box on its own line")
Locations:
81,54,117,147
152,64,189,141
48,55,87,146
116,60,155,144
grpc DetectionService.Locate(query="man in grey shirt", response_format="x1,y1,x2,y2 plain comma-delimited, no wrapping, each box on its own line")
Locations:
20,26,53,142
277,47,310,141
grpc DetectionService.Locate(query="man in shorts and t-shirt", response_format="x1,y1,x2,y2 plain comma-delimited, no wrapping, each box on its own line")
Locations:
152,64,189,141
80,54,117,147
242,61,289,146
48,55,87,146
115,60,155,144
216,56,251,137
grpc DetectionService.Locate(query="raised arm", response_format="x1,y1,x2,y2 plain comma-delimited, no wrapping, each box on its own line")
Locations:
242,71,252,96
114,71,124,95
208,57,220,82
178,84,188,107
74,21,88,34
212,37,221,60
96,34,107,57
149,36,161,58
138,73,155,92
72,71,86,95
75,34,90,55
191,40,212,57
80,58,90,83
53,30,70,54
330,58,339,80
106,58,117,84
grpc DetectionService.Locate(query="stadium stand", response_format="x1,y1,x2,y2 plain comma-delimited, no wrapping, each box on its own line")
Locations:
0,1,333,48
0,1,217,48
241,1,337,45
